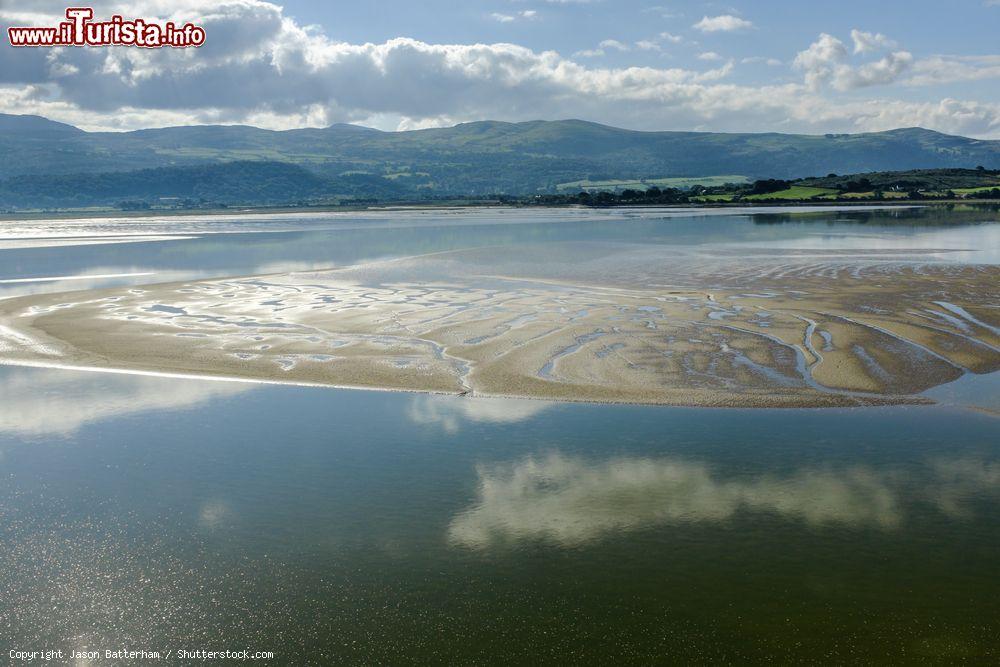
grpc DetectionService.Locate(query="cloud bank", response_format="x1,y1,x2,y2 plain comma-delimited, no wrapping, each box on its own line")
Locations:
0,1,999,137
693,15,754,33
794,32,913,91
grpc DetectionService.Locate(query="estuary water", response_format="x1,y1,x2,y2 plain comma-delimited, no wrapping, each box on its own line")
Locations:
1,205,998,662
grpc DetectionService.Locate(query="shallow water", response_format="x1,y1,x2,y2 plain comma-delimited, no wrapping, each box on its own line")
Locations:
2,368,999,662
1,205,998,662
3,205,999,297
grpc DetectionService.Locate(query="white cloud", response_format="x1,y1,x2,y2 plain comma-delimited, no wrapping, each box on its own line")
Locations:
907,54,1000,86
581,33,678,57
659,31,683,44
794,33,849,88
698,51,723,61
643,5,679,19
742,56,782,66
693,14,753,33
598,39,630,51
838,51,913,89
850,29,896,54
794,32,912,91
490,10,537,23
0,2,998,138
842,97,1000,136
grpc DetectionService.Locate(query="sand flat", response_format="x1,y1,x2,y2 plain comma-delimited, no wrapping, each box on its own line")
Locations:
1,243,997,408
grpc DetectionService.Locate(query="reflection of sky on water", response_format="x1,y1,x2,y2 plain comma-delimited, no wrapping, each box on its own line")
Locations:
723,223,1000,264
449,454,901,548
406,394,553,433
0,206,915,243
0,267,196,298
0,366,553,441
0,367,251,437
198,498,235,530
923,371,1000,414
1,362,999,658
2,207,996,296
449,452,1000,549
930,458,1000,517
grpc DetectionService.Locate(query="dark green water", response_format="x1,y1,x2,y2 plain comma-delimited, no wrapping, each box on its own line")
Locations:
2,372,999,663
1,206,998,663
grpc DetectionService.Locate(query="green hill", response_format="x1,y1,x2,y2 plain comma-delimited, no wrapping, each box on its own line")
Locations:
0,161,404,209
2,114,1000,206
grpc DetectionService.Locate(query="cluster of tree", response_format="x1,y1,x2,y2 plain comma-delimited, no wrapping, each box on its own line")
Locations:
801,167,1000,192
838,177,873,193
528,187,690,207
746,179,791,195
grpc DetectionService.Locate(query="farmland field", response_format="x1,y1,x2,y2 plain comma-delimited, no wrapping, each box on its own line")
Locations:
555,175,748,192
743,186,838,200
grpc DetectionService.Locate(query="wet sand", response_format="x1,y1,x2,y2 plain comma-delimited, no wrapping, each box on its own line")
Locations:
1,244,997,408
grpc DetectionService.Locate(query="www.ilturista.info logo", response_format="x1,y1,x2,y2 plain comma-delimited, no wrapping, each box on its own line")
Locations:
7,7,206,48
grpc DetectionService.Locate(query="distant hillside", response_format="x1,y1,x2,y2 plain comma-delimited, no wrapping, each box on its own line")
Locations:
0,161,403,208
1,114,1000,205
0,113,82,136
2,162,998,210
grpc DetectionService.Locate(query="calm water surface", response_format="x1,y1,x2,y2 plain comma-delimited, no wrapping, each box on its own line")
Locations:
1,206,998,663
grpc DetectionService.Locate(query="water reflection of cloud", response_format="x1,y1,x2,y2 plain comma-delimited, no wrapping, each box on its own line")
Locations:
0,267,202,298
724,225,1000,265
928,458,1000,517
198,499,234,530
406,394,552,433
450,453,1000,549
252,260,342,274
449,453,903,548
0,368,250,436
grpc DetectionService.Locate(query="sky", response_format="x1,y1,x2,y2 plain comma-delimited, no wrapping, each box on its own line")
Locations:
1,0,999,136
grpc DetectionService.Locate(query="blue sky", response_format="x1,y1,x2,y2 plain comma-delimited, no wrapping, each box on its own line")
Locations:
279,0,996,102
2,0,999,136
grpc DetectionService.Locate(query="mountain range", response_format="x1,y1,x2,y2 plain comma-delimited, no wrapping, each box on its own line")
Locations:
2,113,999,207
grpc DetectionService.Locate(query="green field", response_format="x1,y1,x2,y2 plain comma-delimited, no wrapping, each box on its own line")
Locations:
556,175,748,192
815,190,910,200
743,186,838,201
953,185,1000,194
691,193,736,202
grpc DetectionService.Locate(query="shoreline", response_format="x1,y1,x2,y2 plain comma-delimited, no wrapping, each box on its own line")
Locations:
1,199,984,224
0,355,934,410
